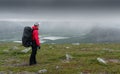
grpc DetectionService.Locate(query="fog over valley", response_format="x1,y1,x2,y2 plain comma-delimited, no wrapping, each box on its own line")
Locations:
0,21,120,43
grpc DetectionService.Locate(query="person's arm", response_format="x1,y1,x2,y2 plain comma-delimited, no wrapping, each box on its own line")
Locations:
34,30,40,46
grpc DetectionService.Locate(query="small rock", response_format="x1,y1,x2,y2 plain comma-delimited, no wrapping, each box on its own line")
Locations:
13,62,28,67
97,58,107,65
21,48,31,53
10,46,19,50
66,53,73,61
3,50,9,53
66,47,70,49
62,60,70,63
56,66,59,69
38,69,47,74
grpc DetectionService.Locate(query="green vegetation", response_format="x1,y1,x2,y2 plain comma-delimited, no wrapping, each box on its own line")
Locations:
0,42,120,74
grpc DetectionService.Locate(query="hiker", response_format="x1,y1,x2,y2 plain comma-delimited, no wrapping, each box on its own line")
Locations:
29,23,40,65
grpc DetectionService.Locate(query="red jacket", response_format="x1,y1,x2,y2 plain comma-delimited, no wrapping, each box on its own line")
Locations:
32,25,40,46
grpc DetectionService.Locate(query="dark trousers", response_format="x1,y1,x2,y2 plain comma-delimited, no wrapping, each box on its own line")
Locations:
29,41,38,65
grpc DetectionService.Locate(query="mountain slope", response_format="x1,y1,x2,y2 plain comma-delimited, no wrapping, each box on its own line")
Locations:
84,25,120,43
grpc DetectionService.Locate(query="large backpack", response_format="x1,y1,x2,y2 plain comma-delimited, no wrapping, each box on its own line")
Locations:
22,26,33,47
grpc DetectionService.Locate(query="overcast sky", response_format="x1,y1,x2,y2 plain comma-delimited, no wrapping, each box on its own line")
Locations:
0,0,120,22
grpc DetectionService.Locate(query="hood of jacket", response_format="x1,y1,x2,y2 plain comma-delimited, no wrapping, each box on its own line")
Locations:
32,25,38,30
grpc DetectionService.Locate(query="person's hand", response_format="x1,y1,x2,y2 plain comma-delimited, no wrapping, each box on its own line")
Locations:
37,46,41,49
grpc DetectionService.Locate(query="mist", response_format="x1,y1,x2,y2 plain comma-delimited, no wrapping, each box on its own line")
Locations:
0,0,120,43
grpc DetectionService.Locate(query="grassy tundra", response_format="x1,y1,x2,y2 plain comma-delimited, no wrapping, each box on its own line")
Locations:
0,42,120,74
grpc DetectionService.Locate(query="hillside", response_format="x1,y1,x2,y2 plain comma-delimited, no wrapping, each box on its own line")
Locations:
0,42,120,74
84,25,120,43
